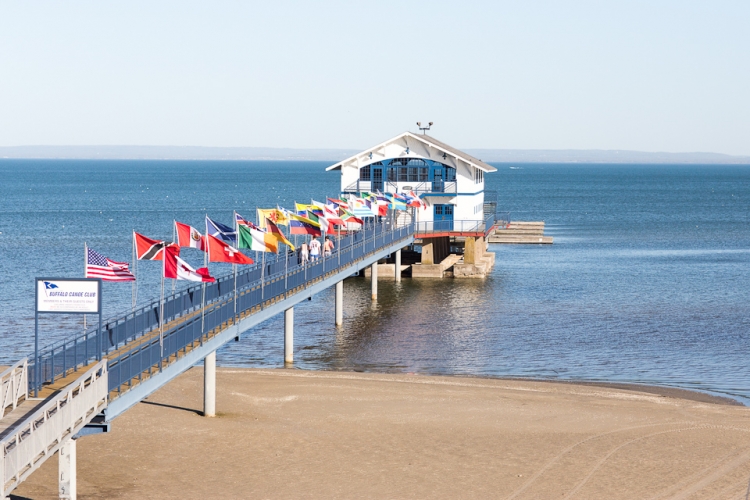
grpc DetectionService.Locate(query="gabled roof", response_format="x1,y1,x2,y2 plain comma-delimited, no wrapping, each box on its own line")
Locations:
326,132,497,173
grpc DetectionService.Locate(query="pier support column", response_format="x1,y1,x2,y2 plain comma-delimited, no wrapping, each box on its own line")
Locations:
284,307,294,363
58,438,76,500
421,241,434,265
395,250,402,282
335,281,343,325
371,262,378,300
204,351,216,417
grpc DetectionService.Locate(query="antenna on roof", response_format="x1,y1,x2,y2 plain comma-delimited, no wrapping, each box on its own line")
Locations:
416,122,433,135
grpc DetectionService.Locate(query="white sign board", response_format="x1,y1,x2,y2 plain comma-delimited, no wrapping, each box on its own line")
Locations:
36,279,101,313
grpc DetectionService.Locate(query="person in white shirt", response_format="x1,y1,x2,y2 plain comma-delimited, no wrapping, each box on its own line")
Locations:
309,237,321,261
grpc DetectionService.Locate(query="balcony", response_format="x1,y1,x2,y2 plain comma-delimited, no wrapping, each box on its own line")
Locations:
343,180,457,195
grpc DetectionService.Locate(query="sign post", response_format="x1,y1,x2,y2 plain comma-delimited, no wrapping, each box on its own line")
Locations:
34,278,102,397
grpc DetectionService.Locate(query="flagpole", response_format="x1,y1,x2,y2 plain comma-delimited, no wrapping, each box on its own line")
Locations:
171,220,176,294
131,232,136,310
83,242,87,332
159,257,165,373
233,212,238,323
261,251,265,304
202,217,208,335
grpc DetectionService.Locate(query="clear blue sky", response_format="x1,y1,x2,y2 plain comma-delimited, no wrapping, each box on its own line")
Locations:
1,1,748,154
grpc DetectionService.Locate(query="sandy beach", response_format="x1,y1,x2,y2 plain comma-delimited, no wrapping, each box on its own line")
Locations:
12,368,750,499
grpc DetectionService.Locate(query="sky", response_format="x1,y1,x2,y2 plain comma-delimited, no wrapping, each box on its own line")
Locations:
1,1,748,155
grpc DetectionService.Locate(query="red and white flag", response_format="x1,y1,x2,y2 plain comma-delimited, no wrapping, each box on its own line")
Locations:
164,245,215,282
206,234,254,265
175,221,206,251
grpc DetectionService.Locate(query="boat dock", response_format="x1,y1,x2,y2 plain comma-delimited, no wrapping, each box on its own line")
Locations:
488,221,553,244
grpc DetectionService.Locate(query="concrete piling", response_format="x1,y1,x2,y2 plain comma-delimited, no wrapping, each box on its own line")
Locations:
284,307,294,363
204,351,216,417
335,281,343,325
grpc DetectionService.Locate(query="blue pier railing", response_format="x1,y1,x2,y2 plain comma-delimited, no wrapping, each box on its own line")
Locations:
28,220,415,394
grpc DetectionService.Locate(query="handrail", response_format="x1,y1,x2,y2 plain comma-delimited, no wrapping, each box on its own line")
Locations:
1,360,108,498
0,359,27,419
30,220,415,393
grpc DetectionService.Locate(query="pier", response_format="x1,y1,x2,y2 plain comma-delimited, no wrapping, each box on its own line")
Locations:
1,131,515,498
1,215,504,499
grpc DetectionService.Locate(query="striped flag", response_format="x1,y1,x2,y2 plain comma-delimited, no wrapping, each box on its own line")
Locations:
85,246,136,282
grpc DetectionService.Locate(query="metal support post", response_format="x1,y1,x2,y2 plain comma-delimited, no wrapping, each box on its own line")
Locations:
284,307,294,364
204,351,216,417
371,261,378,300
58,438,77,500
395,249,402,282
335,280,343,325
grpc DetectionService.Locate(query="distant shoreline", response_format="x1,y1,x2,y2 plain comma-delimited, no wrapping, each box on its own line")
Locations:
2,145,750,164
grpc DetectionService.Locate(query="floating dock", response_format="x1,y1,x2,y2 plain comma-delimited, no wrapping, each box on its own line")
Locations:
488,221,553,244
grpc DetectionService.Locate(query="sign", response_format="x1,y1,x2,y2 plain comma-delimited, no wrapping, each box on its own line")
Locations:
36,278,101,314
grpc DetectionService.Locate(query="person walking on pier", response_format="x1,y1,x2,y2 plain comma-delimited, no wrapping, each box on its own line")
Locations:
324,236,334,257
300,242,309,264
309,236,321,261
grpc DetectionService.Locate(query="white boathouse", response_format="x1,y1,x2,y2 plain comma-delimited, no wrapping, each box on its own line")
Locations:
327,132,502,278
326,131,497,233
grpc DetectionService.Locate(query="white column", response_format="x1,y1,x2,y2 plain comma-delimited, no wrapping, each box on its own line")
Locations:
58,438,77,500
335,281,343,325
284,307,294,364
371,261,378,300
204,351,216,417
395,249,402,282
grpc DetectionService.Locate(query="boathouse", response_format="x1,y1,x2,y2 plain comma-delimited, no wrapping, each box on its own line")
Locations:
327,131,497,232
327,132,499,277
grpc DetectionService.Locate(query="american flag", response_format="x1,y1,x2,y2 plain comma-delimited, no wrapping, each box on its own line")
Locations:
86,247,136,282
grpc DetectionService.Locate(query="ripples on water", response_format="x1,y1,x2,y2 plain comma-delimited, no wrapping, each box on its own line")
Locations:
0,161,748,403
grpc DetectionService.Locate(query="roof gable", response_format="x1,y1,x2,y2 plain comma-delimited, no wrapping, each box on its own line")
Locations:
326,132,497,173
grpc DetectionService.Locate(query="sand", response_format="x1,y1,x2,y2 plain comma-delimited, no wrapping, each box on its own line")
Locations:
12,368,750,499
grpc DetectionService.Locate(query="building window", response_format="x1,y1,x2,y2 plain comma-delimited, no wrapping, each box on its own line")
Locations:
398,167,408,182
419,167,428,181
360,165,371,181
408,167,418,182
387,168,397,182
445,167,456,181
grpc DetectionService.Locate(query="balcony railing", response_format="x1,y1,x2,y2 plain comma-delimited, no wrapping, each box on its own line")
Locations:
343,180,457,195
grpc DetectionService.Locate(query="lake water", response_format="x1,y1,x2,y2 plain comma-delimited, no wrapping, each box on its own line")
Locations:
1,160,748,403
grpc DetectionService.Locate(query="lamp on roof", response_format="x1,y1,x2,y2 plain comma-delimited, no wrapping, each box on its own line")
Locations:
417,121,433,135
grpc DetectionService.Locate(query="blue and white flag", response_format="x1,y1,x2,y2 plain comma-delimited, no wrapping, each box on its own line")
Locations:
205,216,237,245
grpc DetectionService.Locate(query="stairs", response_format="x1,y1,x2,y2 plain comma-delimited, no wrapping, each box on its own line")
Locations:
488,221,553,244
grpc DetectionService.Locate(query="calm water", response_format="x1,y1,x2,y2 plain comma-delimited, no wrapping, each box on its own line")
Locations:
1,160,749,402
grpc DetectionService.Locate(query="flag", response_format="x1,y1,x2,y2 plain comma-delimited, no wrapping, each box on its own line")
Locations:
164,245,215,282
134,232,178,260
386,193,407,211
295,202,322,216
266,218,295,250
341,208,364,225
324,205,345,226
235,212,260,230
206,216,237,245
175,221,206,251
257,208,289,227
327,198,349,209
238,224,278,253
287,211,322,236
86,247,136,281
350,197,375,218
206,234,254,264
305,211,330,233
407,191,428,210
